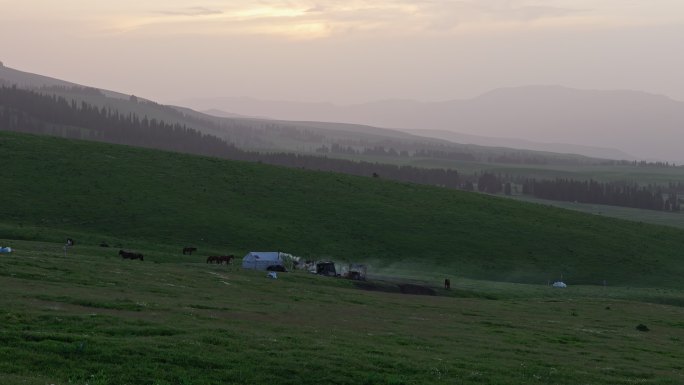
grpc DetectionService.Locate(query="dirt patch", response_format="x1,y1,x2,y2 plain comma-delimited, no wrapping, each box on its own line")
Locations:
354,281,438,296
354,281,399,293
397,284,437,296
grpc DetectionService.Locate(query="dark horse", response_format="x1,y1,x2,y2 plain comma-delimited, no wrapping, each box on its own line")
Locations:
119,250,144,261
207,255,235,264
183,247,197,255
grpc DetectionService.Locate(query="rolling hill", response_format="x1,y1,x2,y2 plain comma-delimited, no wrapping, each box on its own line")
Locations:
2,131,684,288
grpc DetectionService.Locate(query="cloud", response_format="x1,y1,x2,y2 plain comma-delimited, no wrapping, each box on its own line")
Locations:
158,7,223,17
101,0,683,39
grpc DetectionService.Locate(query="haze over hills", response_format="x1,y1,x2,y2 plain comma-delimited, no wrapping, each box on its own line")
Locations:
177,86,684,163
1,63,617,166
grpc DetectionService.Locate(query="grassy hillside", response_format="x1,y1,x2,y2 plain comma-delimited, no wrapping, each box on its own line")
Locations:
329,152,684,184
2,131,684,287
511,196,684,230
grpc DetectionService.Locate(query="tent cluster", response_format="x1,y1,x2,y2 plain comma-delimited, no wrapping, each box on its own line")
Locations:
241,252,300,271
241,252,367,280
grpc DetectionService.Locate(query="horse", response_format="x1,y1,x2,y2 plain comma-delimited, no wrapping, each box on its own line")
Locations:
444,278,451,290
219,255,235,264
119,250,144,261
206,256,218,264
183,247,197,255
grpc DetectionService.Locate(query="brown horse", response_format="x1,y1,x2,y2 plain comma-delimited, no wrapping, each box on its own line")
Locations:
183,247,197,255
219,255,235,264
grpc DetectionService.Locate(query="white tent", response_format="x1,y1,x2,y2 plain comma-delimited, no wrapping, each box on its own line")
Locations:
242,251,285,270
552,281,567,288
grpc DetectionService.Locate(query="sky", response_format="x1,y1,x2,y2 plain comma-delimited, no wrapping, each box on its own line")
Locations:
1,0,684,104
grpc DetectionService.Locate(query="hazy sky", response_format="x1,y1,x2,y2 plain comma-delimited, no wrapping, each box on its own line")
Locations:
2,1,684,103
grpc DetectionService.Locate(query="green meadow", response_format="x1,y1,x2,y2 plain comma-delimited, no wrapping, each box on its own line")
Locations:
1,239,683,385
2,131,684,384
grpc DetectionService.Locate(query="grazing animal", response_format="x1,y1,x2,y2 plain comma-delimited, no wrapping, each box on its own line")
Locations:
66,238,75,246
119,250,144,261
183,247,197,255
99,242,110,248
206,256,218,264
444,278,451,290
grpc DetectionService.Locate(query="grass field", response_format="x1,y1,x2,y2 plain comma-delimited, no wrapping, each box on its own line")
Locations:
3,132,684,384
510,196,684,230
2,238,684,385
327,153,684,184
3,131,684,288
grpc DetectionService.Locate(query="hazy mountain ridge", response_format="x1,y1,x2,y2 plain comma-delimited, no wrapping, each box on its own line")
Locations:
176,86,684,162
0,65,129,100
0,64,612,165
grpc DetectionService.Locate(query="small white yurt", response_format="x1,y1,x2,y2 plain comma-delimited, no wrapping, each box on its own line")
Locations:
242,251,284,271
552,281,567,288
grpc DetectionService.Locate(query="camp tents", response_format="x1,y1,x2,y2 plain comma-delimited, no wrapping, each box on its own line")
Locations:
242,251,285,271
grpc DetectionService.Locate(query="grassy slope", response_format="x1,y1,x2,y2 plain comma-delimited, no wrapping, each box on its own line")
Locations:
2,131,684,287
511,195,684,230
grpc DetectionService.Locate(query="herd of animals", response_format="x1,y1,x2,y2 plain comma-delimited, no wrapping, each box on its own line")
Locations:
115,245,234,264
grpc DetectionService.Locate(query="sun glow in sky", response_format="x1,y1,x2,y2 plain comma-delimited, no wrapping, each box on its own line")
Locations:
1,0,684,102
6,1,684,38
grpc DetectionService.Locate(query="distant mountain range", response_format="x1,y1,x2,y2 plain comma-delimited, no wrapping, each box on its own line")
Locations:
177,86,684,163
